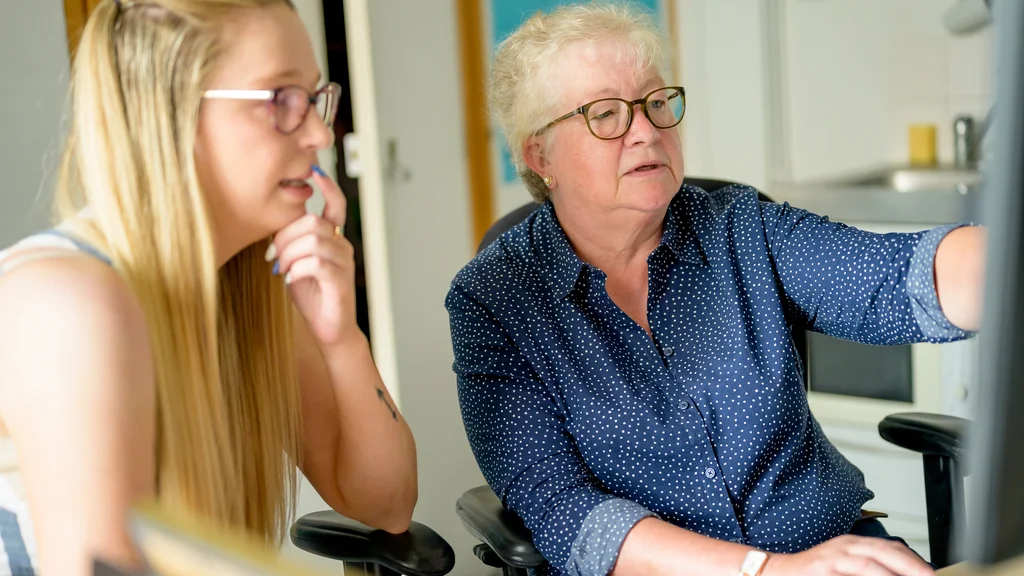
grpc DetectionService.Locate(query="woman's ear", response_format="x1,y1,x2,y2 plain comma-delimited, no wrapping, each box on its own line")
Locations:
522,135,551,178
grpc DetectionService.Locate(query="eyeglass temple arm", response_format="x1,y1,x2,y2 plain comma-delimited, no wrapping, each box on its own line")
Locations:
203,89,275,100
539,107,585,133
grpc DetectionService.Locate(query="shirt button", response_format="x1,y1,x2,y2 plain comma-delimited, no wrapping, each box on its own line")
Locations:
731,537,745,544
663,346,675,357
679,400,691,410
705,467,716,479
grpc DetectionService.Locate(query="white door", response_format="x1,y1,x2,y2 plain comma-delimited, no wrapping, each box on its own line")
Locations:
318,1,492,574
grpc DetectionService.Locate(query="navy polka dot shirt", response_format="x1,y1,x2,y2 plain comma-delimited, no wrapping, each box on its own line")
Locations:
446,185,972,576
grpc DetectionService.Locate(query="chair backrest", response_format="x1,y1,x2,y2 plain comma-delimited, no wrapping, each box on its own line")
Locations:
477,177,762,254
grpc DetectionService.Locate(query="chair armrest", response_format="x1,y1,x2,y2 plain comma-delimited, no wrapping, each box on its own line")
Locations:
289,510,455,576
878,412,970,461
455,485,546,569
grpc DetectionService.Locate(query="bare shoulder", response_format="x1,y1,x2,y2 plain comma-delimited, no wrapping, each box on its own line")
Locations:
0,255,154,428
0,255,158,573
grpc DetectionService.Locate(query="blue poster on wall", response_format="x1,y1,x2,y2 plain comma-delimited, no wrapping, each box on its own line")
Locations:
490,0,663,184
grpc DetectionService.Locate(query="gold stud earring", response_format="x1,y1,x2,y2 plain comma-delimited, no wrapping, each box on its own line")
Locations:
544,175,554,187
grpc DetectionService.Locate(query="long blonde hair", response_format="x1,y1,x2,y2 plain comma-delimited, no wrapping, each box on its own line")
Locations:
54,0,302,544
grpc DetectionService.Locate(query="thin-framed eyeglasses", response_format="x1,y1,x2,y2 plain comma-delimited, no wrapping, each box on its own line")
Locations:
202,82,342,135
538,86,686,141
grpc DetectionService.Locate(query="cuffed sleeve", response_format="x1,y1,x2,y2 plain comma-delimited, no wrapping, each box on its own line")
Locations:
906,222,976,341
566,498,659,576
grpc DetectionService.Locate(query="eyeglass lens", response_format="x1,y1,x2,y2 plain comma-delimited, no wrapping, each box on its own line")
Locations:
585,87,684,139
274,84,340,134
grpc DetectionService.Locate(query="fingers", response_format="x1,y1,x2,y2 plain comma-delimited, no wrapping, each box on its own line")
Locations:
284,253,348,286
843,538,934,576
834,554,900,576
269,213,337,261
312,164,347,230
275,232,354,280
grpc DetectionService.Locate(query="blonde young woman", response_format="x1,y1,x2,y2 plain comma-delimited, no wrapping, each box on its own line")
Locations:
0,1,417,575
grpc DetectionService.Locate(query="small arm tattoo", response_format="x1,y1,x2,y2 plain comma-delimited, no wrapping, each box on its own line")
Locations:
376,387,398,420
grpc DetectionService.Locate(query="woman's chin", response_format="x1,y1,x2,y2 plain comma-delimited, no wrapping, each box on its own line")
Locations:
618,180,679,212
275,195,311,219
250,203,309,240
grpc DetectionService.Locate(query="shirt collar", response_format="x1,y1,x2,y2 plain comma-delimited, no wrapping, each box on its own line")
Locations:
536,196,706,301
536,202,587,300
659,202,705,266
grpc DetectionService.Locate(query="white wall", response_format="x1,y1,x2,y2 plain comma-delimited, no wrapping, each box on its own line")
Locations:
0,2,71,247
678,0,995,189
677,0,771,189
782,0,994,183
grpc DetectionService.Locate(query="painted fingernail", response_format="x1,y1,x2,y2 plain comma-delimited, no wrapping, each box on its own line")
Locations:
272,261,279,275
284,272,293,285
264,243,277,262
312,164,326,177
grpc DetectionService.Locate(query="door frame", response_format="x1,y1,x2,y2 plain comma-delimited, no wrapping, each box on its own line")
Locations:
340,0,402,402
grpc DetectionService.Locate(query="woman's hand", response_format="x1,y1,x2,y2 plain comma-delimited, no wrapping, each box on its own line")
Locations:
763,535,935,576
269,166,359,347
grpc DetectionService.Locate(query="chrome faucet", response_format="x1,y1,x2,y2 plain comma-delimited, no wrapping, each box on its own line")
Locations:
954,115,977,168
953,110,994,169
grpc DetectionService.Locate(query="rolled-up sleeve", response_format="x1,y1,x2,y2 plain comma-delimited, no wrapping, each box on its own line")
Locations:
905,223,976,340
758,199,973,344
446,284,657,576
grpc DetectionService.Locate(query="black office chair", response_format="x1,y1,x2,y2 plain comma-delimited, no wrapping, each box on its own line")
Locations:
289,511,456,576
455,176,970,574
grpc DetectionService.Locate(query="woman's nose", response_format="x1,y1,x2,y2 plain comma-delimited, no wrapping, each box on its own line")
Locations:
624,105,661,145
299,112,335,150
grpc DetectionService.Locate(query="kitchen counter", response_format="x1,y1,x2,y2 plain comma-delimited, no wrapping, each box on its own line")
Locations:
768,182,979,226
762,165,983,226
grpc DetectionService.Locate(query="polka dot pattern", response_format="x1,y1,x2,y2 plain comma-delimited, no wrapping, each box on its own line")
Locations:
446,185,971,576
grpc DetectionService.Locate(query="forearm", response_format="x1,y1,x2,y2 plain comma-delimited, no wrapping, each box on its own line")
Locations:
612,518,752,576
321,333,418,532
934,226,986,332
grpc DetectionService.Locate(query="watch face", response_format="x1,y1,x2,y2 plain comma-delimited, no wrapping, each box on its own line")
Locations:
741,550,768,575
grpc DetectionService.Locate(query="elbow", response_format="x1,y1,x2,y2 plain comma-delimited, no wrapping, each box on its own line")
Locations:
378,512,414,535
382,450,418,533
371,494,417,534
347,481,418,534
381,482,418,534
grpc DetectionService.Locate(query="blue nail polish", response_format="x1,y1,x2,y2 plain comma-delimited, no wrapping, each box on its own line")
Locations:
312,164,326,177
272,261,279,275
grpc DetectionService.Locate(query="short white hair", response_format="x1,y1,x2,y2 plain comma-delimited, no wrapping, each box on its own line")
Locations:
488,1,671,201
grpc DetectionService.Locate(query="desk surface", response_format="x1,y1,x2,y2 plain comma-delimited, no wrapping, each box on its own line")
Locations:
940,555,1024,576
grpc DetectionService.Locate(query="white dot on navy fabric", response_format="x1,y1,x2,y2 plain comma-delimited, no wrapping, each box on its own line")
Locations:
445,184,972,576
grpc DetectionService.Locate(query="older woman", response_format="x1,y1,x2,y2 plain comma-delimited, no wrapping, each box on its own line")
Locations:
446,3,984,576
